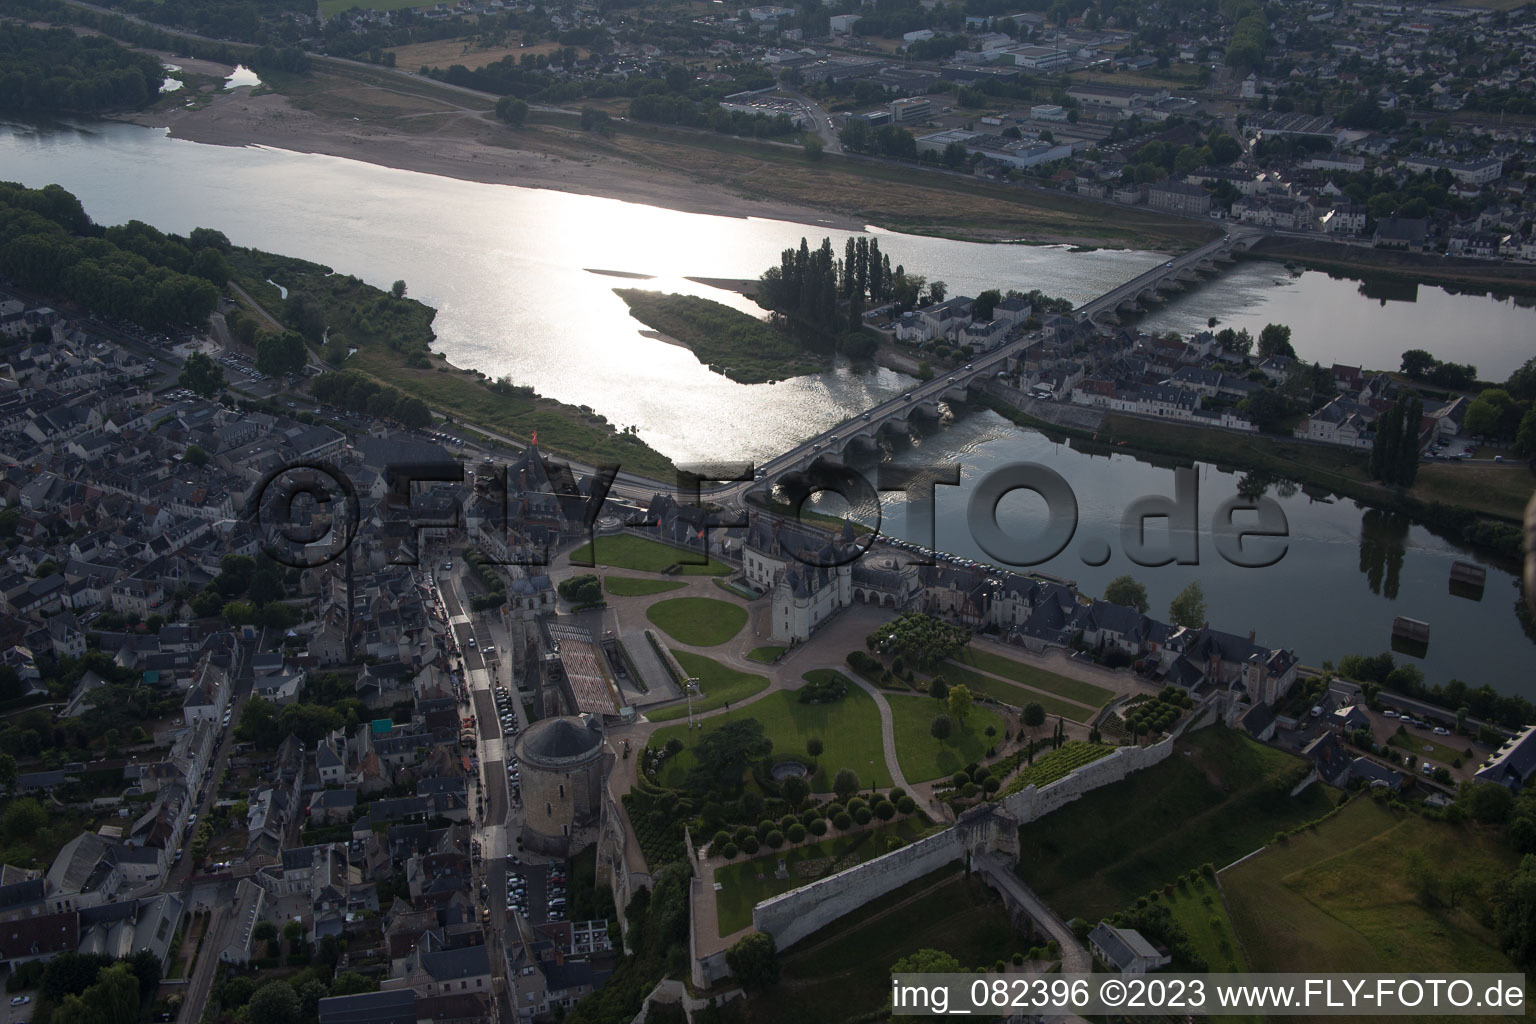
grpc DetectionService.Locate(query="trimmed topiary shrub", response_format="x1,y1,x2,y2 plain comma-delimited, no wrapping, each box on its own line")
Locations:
873,800,895,820
733,826,752,844
721,842,738,859
950,771,969,788
741,834,760,855
765,829,785,848
853,806,872,825
712,830,730,849
833,812,852,830
897,796,916,814
889,787,906,803
786,822,806,843
962,782,979,798
809,817,828,836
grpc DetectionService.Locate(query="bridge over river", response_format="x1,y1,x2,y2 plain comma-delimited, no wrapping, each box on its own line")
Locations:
748,228,1260,490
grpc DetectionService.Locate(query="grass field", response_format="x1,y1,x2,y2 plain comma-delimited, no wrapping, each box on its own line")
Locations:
937,664,1095,723
746,646,785,663
1386,731,1473,767
651,675,889,793
602,575,685,597
742,865,1021,1023
1223,798,1519,976
713,816,936,935
887,692,1005,783
644,651,768,722
320,0,433,17
645,597,747,647
1016,727,1338,921
567,534,731,575
953,647,1115,707
1164,879,1250,974
386,35,583,70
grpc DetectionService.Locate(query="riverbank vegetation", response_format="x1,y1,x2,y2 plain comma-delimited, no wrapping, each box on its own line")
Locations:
612,290,825,384
223,250,676,477
0,183,222,329
0,24,166,115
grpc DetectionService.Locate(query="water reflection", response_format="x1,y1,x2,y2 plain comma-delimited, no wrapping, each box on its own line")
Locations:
1357,276,1419,305
224,66,261,90
1359,508,1410,600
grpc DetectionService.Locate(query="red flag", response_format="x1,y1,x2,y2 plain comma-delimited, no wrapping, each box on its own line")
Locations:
531,430,538,446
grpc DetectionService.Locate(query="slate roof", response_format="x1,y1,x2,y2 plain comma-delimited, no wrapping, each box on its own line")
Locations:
318,988,418,1024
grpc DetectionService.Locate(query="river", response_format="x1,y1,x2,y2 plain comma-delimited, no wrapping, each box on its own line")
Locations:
815,413,1533,695
1,118,1532,692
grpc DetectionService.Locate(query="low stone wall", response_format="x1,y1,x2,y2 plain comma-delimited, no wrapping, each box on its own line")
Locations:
747,736,1177,957
752,825,972,951
999,737,1175,822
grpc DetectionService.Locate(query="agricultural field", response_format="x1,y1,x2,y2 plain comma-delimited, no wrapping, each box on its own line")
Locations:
887,692,1006,783
1016,727,1337,921
644,651,768,722
650,676,889,793
386,34,582,70
1223,797,1520,975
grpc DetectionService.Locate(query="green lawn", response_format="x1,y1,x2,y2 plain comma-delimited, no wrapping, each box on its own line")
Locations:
746,646,786,663
743,865,1021,1024
1223,798,1519,975
1016,727,1338,921
713,816,935,934
887,693,1005,783
1387,731,1474,767
603,575,686,597
567,534,732,575
319,0,434,14
645,597,747,647
938,664,1095,723
652,675,889,793
644,651,768,723
953,647,1115,707
1164,880,1250,974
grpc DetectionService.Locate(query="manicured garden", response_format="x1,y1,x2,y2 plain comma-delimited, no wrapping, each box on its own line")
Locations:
937,664,1094,722
567,533,731,575
1015,727,1337,921
746,645,785,663
1000,740,1116,795
1223,797,1519,974
712,815,935,934
886,692,1005,783
953,647,1114,707
643,651,768,722
645,596,747,647
603,575,686,597
651,675,889,793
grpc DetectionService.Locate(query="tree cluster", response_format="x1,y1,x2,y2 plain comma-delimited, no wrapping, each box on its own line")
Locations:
0,23,165,114
0,183,221,330
1368,392,1424,487
868,612,971,670
310,370,431,428
1399,348,1479,390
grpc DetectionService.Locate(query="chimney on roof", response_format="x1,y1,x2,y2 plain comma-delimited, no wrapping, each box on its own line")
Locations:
1249,630,1256,644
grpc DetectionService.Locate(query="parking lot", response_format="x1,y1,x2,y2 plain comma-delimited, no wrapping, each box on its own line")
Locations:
503,858,570,925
